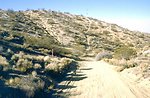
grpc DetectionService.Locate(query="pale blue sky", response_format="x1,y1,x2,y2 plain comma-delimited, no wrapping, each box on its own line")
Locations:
0,0,150,33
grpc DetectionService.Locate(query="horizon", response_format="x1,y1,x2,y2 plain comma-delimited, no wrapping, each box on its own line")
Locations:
0,0,150,33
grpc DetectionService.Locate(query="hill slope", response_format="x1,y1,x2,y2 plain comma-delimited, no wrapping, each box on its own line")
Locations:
0,9,150,56
0,9,150,98
23,10,150,55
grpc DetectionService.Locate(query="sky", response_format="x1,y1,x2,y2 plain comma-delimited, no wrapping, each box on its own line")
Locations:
0,0,150,33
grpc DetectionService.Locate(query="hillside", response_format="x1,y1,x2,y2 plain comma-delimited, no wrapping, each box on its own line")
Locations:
1,9,150,56
24,10,150,55
0,9,150,98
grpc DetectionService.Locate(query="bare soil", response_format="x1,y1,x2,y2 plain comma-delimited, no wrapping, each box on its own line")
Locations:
58,60,150,98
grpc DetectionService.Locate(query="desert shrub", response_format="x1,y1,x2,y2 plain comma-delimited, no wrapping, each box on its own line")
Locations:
128,43,134,47
25,55,44,62
71,44,85,56
53,47,72,56
85,32,99,37
10,51,25,64
17,77,45,97
25,35,57,50
10,35,25,44
10,54,19,65
11,51,33,72
111,25,118,32
0,55,9,66
31,71,37,77
43,56,51,62
95,52,112,61
103,30,110,35
139,63,149,78
107,58,138,71
24,35,71,56
111,28,118,32
45,58,73,74
33,63,42,69
119,60,137,71
16,58,33,72
114,46,137,60
7,77,21,86
103,45,114,51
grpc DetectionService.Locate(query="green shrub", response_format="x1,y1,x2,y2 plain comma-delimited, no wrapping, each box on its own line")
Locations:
24,35,71,56
114,46,137,60
52,46,72,56
25,35,57,49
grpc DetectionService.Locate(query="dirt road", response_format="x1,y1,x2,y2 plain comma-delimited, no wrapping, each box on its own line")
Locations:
57,60,150,98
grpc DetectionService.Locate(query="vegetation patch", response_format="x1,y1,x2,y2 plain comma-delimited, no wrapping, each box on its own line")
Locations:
114,45,137,60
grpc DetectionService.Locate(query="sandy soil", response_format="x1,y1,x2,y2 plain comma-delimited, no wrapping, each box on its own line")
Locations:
58,60,150,98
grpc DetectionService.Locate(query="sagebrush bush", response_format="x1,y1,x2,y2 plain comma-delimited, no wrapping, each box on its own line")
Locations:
25,35,57,49
0,55,9,66
17,77,45,97
103,30,110,35
95,52,112,61
106,58,138,71
7,77,21,86
24,34,72,56
71,44,85,56
34,63,42,69
45,58,73,73
114,46,137,60
16,58,33,72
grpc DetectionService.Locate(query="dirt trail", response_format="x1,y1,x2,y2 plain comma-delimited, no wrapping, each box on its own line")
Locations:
58,60,150,98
